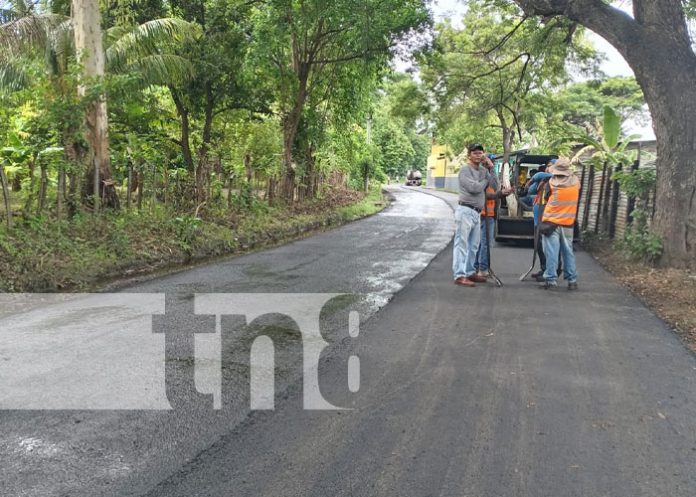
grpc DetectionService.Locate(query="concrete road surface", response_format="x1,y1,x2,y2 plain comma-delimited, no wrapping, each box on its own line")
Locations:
3,187,696,497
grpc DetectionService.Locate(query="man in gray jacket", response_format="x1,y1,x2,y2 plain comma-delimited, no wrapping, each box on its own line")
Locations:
453,143,511,286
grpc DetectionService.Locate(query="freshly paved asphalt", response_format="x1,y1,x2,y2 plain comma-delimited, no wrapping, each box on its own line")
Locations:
3,187,696,497
1,186,452,496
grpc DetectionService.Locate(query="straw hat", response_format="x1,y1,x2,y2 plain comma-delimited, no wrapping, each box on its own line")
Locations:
549,158,572,176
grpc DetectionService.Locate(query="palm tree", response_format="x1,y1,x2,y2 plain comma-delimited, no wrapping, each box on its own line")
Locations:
1,0,198,209
0,0,67,90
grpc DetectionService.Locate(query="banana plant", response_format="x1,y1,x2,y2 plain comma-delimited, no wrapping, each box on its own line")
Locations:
569,105,640,169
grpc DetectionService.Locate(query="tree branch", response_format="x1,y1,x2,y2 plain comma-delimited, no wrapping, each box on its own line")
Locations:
469,15,529,56
468,52,530,82
313,45,391,65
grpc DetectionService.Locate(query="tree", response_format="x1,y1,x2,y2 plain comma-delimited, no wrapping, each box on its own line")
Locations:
522,76,647,152
253,0,430,201
371,74,431,178
166,0,267,204
72,0,116,209
2,0,196,210
73,0,197,209
421,1,596,163
509,0,696,268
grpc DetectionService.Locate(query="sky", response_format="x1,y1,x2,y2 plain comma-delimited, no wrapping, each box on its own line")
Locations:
427,0,655,139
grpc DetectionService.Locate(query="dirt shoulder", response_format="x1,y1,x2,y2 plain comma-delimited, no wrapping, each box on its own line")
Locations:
588,246,696,352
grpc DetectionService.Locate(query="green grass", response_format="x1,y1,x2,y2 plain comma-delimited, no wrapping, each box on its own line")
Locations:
335,186,386,220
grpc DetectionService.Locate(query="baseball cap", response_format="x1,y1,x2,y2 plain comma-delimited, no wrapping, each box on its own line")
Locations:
468,143,484,152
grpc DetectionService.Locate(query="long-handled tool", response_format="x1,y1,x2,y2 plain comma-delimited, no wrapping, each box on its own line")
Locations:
519,224,539,281
520,185,549,281
485,216,503,287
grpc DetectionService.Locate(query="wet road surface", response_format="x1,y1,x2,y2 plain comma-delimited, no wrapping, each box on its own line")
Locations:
144,194,696,497
1,186,454,497
3,187,696,497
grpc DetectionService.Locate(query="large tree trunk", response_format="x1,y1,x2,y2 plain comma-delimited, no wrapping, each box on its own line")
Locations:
73,0,118,209
280,62,310,203
195,83,215,204
170,88,195,172
514,0,696,268
649,77,696,267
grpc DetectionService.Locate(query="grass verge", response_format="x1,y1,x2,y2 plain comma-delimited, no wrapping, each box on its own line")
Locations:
0,186,388,292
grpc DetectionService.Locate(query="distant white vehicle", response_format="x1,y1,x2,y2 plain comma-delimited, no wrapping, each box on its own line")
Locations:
405,170,422,186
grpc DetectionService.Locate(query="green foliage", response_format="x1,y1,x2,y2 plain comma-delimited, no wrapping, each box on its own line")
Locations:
684,0,696,19
420,0,597,157
545,77,645,133
105,18,200,87
0,59,28,91
618,206,663,263
171,215,201,251
565,105,639,171
250,0,429,188
612,168,656,199
603,105,620,149
613,167,662,262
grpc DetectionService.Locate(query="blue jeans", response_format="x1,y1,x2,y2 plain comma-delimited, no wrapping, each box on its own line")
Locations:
453,206,481,279
475,216,495,272
542,226,577,283
533,203,541,226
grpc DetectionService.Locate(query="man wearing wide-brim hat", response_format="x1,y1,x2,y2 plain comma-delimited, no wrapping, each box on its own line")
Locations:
539,158,580,290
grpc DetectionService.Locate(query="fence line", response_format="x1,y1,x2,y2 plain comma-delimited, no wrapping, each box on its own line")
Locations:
576,158,656,240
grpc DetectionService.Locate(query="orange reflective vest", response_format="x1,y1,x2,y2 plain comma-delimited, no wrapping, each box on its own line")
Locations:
482,185,496,217
541,183,579,226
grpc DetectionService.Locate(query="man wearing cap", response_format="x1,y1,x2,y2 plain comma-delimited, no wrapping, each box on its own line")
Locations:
538,158,580,290
475,153,511,279
453,143,512,287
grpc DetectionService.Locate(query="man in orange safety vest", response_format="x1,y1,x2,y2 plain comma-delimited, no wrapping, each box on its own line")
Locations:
538,158,580,290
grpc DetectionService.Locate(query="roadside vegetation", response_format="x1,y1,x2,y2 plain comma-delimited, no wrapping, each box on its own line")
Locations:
0,185,386,291
0,0,427,290
2,0,695,297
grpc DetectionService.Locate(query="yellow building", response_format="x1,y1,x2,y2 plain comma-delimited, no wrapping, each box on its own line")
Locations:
426,143,459,189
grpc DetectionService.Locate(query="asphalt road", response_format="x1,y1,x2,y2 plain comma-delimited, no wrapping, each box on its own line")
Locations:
1,186,452,497
3,187,696,497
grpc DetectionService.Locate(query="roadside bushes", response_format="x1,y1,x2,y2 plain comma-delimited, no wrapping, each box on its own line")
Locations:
613,167,663,262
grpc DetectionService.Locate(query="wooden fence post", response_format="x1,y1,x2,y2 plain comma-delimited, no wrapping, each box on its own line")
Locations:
582,165,595,232
609,164,622,239
626,159,640,224
601,163,613,233
576,164,587,239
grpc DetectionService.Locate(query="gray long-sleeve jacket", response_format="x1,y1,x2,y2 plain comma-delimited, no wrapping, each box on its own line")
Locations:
458,164,492,210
